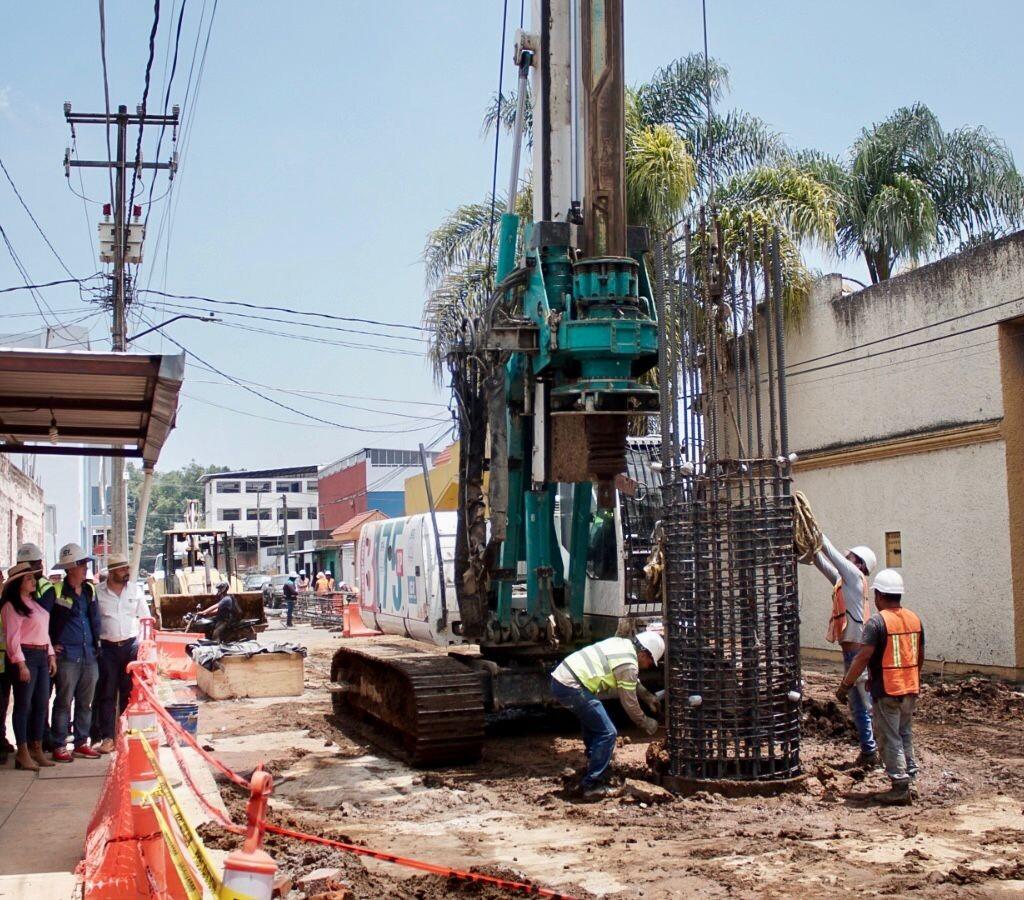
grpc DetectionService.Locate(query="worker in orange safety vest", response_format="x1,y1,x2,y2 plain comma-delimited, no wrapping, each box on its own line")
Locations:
838,569,924,805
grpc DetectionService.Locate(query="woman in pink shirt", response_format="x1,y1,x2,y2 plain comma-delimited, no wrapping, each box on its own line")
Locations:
1,562,57,771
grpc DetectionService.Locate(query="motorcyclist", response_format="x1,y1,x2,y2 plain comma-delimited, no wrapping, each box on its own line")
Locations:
201,582,242,643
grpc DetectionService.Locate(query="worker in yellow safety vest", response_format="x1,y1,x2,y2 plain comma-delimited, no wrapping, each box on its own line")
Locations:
550,632,664,799
838,569,924,805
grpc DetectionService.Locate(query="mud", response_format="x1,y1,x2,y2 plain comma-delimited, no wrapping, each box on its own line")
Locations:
191,625,1024,898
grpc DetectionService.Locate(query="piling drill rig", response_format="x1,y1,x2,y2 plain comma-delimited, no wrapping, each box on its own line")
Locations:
331,0,662,765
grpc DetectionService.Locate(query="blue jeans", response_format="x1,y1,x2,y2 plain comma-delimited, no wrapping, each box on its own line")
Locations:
11,647,51,744
52,655,99,747
551,677,617,788
843,648,877,754
286,596,295,627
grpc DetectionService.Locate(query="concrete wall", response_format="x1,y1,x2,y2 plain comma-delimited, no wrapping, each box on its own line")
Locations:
784,232,1024,672
0,457,44,568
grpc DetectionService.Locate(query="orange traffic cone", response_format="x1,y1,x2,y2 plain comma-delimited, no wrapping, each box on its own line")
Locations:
220,769,277,899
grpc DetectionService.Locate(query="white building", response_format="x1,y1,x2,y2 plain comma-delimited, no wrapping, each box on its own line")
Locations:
200,466,319,571
784,233,1024,678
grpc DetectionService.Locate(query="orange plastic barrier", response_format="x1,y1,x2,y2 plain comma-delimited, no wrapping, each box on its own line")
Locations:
343,601,380,637
155,630,203,680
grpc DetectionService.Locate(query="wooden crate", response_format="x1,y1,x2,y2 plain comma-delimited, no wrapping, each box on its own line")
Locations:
195,651,304,700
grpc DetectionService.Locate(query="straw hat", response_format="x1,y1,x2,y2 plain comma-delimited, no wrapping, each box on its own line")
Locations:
3,561,42,591
106,554,130,572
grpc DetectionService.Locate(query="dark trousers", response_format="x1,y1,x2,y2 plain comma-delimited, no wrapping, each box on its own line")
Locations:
0,664,11,748
12,648,51,744
285,596,295,627
550,677,618,788
97,639,138,741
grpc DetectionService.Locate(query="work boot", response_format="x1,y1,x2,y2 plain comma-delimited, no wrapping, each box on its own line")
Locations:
580,783,615,801
97,738,115,755
29,742,56,767
874,782,912,806
14,744,39,772
854,750,881,770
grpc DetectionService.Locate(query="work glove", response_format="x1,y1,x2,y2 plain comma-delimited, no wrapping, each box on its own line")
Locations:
835,684,850,705
640,716,659,736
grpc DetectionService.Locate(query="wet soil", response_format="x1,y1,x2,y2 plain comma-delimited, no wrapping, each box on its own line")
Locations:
192,624,1024,898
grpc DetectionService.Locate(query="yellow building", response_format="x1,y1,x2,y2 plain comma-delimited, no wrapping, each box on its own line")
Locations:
404,442,460,515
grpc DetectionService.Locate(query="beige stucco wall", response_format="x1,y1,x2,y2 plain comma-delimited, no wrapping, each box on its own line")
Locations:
795,439,1015,668
787,235,1024,453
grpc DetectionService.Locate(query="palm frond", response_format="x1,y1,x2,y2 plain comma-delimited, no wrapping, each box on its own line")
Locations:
423,200,500,288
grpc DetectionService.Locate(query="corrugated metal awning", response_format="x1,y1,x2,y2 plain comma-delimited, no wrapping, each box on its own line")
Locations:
0,347,184,467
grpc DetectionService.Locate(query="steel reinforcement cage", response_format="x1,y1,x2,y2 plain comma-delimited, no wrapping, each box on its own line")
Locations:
658,217,802,782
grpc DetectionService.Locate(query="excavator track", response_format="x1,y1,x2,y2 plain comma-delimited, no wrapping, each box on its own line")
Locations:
329,637,485,767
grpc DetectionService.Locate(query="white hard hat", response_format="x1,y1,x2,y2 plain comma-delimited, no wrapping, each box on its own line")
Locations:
871,568,904,596
16,542,43,563
848,545,877,574
56,542,93,569
635,631,665,665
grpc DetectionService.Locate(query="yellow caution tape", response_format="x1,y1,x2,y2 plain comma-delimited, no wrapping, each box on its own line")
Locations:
144,790,206,900
131,731,228,898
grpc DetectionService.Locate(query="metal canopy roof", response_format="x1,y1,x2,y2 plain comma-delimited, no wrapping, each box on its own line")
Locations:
0,347,184,467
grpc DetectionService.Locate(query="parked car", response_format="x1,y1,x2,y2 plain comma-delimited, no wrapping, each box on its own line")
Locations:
262,573,297,609
243,573,271,593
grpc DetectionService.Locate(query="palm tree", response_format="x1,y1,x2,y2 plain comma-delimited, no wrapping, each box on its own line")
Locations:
801,104,1023,283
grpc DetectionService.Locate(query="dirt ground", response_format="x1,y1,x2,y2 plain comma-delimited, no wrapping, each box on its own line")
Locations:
194,620,1024,899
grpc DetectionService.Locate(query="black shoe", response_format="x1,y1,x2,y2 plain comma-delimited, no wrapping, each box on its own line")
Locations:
854,751,881,770
581,783,614,800
874,783,912,806
0,739,14,755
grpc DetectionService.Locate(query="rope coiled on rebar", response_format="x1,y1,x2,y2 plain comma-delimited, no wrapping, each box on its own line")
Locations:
793,491,823,564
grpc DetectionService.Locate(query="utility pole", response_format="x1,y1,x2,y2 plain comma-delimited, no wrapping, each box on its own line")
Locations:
281,494,289,574
256,491,262,572
64,101,179,558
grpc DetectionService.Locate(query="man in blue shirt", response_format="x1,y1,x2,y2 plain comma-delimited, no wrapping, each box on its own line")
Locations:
49,545,102,762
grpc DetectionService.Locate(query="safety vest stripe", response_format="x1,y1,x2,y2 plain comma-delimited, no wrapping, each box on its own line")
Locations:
890,633,901,667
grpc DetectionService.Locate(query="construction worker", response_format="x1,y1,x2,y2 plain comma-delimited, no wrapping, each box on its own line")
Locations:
94,551,150,754
315,571,329,595
550,632,664,799
49,548,102,761
296,570,310,593
813,536,879,768
838,569,923,805
282,576,297,628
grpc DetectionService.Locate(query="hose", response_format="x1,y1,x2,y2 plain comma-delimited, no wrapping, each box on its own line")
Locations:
793,491,823,564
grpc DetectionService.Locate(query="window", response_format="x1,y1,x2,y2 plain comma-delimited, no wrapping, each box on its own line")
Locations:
306,481,318,493
246,508,272,521
245,480,271,493
885,531,902,568
276,508,302,520
276,480,302,493
370,449,420,467
219,508,241,521
307,507,318,520
586,510,618,581
216,481,241,494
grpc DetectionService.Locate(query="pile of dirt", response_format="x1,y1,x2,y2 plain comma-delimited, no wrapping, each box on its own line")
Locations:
405,866,593,900
918,675,1024,725
800,696,856,742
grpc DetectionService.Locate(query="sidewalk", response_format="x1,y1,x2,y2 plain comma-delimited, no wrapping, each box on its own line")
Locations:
0,753,109,899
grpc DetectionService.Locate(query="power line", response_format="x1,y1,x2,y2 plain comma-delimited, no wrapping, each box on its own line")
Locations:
0,276,103,295
137,312,447,434
143,0,186,224
0,157,77,279
140,294,426,343
126,0,162,218
139,288,425,332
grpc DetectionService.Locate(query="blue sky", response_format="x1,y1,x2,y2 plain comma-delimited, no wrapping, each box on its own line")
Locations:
3,1,1022,471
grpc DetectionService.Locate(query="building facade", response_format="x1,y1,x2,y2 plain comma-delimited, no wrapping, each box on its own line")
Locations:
318,448,438,530
0,456,44,568
783,233,1024,676
201,466,319,571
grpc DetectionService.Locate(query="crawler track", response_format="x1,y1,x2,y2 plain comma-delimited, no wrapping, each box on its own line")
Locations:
330,638,485,767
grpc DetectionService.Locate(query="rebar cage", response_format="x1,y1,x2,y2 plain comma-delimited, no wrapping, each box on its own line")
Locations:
659,216,802,782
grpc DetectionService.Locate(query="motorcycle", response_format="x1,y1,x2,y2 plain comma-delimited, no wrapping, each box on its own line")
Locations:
182,605,259,643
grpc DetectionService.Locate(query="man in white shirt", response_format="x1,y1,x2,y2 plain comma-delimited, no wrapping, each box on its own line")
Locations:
93,554,150,753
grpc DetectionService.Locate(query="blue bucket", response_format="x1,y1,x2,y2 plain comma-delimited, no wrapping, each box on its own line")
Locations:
166,702,199,744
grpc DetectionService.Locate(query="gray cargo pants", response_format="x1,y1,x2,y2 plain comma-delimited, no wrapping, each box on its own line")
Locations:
871,694,918,786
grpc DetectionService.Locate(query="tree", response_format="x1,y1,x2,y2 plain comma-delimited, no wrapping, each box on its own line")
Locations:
126,461,228,572
802,104,1023,282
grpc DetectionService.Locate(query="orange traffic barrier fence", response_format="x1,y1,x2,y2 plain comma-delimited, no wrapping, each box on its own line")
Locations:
134,677,576,898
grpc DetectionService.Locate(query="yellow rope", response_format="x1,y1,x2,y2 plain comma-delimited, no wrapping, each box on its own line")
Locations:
793,491,823,564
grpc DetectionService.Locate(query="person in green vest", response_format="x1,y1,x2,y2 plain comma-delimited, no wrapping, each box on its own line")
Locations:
550,631,664,799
